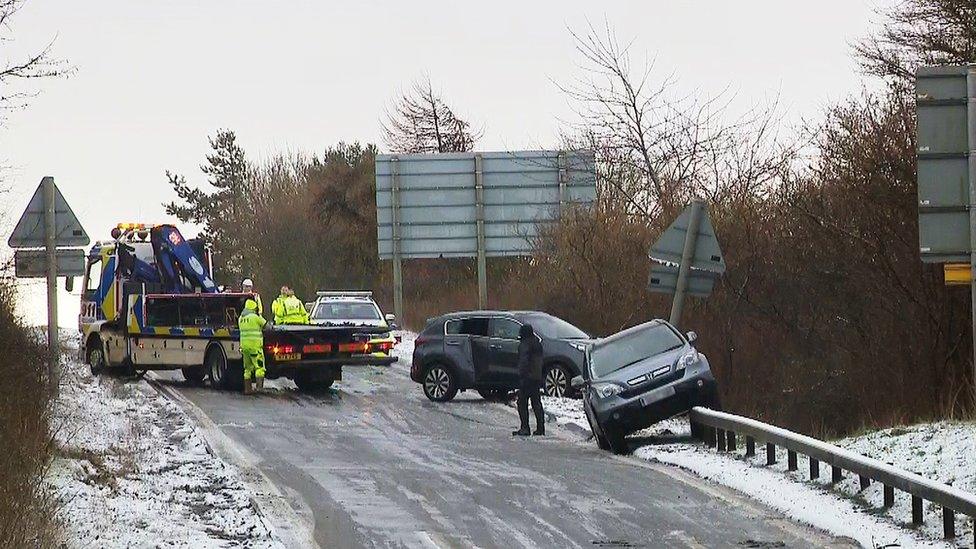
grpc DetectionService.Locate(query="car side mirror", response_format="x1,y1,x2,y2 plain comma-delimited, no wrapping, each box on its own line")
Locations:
385,313,396,323
686,331,698,343
305,302,315,313
571,375,586,389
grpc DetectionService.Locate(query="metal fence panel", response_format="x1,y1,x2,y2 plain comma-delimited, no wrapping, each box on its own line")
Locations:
375,150,596,260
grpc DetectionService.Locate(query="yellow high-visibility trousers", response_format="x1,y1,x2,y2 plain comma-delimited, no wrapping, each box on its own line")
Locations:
242,349,266,381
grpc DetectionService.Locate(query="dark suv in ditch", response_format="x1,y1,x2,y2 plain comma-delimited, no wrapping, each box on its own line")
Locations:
410,311,592,401
572,319,720,454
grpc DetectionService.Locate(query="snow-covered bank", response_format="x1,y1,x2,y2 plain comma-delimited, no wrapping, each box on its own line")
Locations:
542,397,962,548
49,359,281,548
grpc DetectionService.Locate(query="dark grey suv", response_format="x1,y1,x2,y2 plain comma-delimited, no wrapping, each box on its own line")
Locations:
572,319,720,454
410,311,592,402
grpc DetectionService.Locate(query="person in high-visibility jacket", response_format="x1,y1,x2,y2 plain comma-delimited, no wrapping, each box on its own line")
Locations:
239,298,267,394
242,278,263,316
272,285,309,325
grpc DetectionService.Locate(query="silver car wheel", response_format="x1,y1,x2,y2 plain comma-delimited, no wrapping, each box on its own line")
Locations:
425,367,449,399
545,366,568,397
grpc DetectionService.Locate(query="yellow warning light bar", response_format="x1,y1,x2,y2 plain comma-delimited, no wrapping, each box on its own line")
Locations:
116,223,158,231
944,263,972,286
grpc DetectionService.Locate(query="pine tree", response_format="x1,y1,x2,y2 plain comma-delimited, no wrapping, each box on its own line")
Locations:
164,129,250,284
381,78,481,153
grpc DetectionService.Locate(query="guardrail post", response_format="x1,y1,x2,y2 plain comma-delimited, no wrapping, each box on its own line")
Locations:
717,429,727,451
810,458,820,479
883,485,894,508
788,450,798,471
766,443,776,465
831,466,843,484
943,508,955,538
706,426,716,448
745,436,755,457
727,430,736,452
912,496,924,525
859,475,870,491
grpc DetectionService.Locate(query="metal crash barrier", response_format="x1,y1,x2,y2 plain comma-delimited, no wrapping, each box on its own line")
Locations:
689,407,976,542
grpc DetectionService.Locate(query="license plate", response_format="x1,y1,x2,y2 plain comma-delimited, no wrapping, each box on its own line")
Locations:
303,344,331,353
275,353,301,361
641,385,676,407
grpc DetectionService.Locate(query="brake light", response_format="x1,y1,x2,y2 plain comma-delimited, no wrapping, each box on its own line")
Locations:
338,342,370,354
415,336,429,346
265,344,295,355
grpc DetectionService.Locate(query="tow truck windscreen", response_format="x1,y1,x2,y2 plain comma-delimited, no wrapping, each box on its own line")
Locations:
590,324,684,378
313,301,381,321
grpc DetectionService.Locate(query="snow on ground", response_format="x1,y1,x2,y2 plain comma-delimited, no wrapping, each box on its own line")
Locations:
836,421,976,543
49,357,281,549
391,330,416,367
542,396,962,548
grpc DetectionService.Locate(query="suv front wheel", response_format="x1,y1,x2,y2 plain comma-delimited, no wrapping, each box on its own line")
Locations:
423,364,458,402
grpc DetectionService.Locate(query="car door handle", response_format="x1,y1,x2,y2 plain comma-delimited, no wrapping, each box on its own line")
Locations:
489,343,502,349
446,340,462,346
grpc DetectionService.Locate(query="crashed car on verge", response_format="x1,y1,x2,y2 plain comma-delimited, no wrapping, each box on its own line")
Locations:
572,319,720,454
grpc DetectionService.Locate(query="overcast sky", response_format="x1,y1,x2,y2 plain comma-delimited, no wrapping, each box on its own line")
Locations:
3,0,888,324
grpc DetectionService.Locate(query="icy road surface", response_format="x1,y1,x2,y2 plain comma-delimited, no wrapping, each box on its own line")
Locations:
148,334,852,548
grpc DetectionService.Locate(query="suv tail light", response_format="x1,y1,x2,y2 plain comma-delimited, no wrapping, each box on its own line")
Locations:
415,335,430,347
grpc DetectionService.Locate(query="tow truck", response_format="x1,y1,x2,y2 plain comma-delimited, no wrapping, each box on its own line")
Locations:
79,223,389,392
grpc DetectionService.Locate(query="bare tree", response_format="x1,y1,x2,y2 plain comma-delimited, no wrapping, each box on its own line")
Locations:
559,21,785,219
854,0,976,82
0,0,70,116
381,77,481,153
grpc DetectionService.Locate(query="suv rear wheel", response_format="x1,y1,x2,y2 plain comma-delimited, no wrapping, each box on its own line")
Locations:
423,364,458,402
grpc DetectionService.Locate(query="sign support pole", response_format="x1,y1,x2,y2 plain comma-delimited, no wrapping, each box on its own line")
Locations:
669,200,704,329
43,176,58,382
391,158,404,325
967,68,976,402
475,154,488,309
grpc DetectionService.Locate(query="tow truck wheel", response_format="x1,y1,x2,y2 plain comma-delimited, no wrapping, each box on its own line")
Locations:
181,366,207,385
294,374,334,393
87,343,106,376
206,346,241,391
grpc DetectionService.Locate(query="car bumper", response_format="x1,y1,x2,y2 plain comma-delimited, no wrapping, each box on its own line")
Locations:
592,370,718,437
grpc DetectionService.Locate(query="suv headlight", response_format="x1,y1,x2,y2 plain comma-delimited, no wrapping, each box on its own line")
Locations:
592,382,624,399
678,348,700,369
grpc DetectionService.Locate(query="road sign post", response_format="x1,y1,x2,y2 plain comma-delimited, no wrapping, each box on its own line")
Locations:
669,201,704,326
969,67,976,398
8,176,89,382
648,201,725,329
44,178,58,377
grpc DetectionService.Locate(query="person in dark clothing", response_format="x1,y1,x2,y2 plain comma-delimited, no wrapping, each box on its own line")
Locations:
513,323,546,436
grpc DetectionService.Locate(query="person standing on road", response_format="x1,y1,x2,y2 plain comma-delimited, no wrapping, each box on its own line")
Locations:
239,298,267,395
242,278,263,316
272,285,309,325
513,323,546,437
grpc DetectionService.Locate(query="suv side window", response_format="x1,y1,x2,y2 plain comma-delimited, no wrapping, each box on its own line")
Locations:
489,318,521,340
445,318,489,337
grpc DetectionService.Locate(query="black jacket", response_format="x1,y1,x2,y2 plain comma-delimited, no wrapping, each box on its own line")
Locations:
517,324,544,383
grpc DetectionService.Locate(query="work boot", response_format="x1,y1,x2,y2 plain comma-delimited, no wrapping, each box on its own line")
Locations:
533,426,545,436
512,428,531,436
255,377,264,392
243,378,254,395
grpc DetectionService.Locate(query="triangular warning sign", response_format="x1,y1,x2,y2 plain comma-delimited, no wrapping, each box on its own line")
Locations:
648,202,726,274
8,177,90,248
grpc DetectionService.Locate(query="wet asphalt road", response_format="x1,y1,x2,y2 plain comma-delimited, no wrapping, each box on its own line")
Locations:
153,363,843,549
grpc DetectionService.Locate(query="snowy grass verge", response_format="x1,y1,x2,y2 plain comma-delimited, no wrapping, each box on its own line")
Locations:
542,396,964,548
49,359,281,548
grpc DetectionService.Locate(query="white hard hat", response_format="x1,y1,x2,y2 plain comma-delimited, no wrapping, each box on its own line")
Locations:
242,278,254,287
